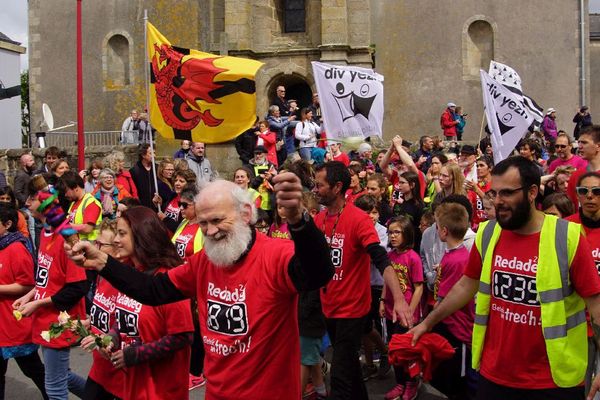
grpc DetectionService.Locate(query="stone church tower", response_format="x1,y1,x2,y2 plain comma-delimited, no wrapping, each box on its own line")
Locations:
28,0,589,146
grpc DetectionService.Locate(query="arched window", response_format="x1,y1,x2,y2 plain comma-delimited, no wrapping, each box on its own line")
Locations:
464,20,494,77
106,34,130,87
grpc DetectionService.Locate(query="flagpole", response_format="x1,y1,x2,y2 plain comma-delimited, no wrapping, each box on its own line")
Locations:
144,9,161,212
477,112,485,145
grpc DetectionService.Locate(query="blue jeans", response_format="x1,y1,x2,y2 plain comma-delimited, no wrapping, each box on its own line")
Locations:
41,347,85,400
299,147,313,162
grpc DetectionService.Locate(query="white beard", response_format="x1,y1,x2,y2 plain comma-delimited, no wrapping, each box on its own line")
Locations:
203,220,252,267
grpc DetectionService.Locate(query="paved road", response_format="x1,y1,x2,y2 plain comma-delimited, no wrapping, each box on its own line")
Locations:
5,348,445,399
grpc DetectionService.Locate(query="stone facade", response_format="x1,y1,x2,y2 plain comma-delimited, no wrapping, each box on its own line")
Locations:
27,0,591,162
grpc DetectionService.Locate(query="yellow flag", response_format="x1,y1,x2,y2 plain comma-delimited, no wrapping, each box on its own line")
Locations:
146,22,263,143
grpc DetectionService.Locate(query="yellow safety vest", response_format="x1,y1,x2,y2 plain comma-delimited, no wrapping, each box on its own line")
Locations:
472,216,587,388
172,219,203,255
68,193,102,241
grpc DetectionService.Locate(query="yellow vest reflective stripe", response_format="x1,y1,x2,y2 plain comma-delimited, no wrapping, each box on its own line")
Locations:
472,216,587,387
171,219,204,254
68,193,102,241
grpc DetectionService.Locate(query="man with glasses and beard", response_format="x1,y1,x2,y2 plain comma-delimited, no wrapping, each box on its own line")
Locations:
64,173,334,400
410,156,600,400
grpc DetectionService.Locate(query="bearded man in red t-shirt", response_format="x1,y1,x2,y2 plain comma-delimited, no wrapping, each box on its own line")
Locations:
66,174,334,400
411,156,600,400
312,161,413,400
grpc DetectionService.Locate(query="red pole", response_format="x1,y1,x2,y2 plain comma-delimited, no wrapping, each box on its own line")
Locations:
76,0,85,171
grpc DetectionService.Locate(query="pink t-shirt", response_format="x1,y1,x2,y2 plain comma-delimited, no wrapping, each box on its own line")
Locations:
383,249,423,323
548,155,588,173
435,245,474,344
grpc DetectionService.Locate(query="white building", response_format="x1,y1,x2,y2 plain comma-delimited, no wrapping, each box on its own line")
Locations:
0,32,26,149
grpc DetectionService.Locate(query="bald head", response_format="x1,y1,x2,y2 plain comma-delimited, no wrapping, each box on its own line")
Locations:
20,153,35,170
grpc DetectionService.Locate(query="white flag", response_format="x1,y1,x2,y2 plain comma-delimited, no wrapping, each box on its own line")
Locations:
480,70,534,162
489,60,544,124
311,61,384,139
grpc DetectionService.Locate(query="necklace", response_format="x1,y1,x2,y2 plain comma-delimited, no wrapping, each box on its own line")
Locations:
321,202,345,248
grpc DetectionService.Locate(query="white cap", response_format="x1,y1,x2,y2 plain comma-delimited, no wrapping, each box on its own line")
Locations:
546,108,556,115
357,143,372,155
447,102,456,108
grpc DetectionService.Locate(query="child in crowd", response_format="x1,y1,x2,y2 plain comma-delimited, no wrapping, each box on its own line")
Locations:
354,195,390,381
380,216,423,400
432,203,476,400
269,203,291,240
299,192,327,399
418,211,434,234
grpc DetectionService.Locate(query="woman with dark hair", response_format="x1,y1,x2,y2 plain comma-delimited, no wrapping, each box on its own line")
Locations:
393,171,424,250
0,186,30,239
365,173,392,225
345,164,366,204
295,108,322,162
0,205,48,400
159,169,197,233
286,160,315,191
106,207,193,400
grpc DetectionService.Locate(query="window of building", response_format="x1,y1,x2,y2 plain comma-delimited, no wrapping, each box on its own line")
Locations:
284,0,306,33
106,34,130,88
464,20,494,77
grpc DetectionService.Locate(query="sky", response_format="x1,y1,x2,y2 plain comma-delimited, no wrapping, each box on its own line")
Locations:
3,1,600,72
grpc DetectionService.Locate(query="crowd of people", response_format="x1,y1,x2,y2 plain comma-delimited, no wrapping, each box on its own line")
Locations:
0,90,598,400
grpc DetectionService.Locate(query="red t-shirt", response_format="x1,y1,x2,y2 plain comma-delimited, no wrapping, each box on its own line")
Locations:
464,228,600,389
0,241,34,347
435,245,474,344
32,230,87,348
173,222,202,258
117,267,193,400
344,188,366,205
69,196,102,227
268,223,291,240
566,214,600,274
88,277,124,398
333,152,350,166
315,203,379,318
164,195,181,221
168,233,299,400
383,249,423,323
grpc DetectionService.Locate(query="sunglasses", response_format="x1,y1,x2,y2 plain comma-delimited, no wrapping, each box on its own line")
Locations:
575,186,600,196
178,201,192,209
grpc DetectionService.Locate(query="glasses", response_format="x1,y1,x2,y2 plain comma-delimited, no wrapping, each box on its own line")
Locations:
96,241,114,249
576,186,600,196
488,186,524,199
178,201,192,209
388,230,403,236
555,144,568,149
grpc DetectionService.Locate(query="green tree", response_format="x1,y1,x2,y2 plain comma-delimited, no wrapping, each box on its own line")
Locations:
21,70,29,147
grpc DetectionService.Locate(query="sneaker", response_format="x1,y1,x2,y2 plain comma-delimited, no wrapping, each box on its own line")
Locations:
402,380,420,400
384,384,405,400
378,354,391,378
362,363,378,381
188,373,206,391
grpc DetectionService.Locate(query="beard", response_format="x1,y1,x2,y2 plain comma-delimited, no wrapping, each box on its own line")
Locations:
203,220,252,267
495,195,531,230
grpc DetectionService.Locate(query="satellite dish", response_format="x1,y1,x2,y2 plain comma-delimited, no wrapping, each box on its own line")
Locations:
42,103,54,131
41,103,75,132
